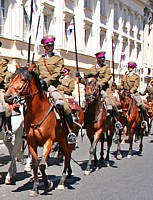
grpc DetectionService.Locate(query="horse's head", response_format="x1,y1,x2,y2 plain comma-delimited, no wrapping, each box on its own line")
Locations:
84,73,99,104
119,90,131,117
4,65,43,104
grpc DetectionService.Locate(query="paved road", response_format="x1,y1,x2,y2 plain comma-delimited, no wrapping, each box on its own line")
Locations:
0,131,153,200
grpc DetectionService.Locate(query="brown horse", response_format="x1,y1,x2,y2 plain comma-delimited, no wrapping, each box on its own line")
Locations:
83,74,116,175
118,90,146,158
144,94,153,135
4,65,75,196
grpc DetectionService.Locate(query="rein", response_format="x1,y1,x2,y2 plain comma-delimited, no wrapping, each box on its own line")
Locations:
30,104,53,130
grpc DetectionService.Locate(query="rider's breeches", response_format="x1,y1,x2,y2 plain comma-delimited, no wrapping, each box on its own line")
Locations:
0,90,11,117
132,94,146,111
101,90,112,110
48,85,71,115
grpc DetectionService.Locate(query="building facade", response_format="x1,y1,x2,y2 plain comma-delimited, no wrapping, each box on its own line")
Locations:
0,0,152,102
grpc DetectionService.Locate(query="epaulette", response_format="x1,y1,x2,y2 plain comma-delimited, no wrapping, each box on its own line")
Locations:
125,71,129,75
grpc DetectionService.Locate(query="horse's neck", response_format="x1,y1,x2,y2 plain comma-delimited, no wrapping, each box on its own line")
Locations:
26,92,50,114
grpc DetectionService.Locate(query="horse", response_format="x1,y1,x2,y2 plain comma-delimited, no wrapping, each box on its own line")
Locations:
118,90,146,158
0,104,24,184
83,74,117,175
4,65,75,197
143,94,153,135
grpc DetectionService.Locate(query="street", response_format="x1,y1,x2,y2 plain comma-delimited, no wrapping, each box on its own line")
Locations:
0,130,153,200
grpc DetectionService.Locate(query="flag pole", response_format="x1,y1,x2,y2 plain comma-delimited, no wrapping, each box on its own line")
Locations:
73,15,81,106
27,0,33,65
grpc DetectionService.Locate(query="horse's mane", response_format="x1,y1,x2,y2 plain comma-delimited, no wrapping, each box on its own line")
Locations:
12,66,44,99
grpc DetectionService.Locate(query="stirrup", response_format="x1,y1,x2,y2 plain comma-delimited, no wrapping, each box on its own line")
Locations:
67,132,76,144
115,121,123,130
141,121,148,130
4,130,13,142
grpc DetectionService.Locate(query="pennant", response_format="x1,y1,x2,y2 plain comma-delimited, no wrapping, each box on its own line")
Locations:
66,20,74,53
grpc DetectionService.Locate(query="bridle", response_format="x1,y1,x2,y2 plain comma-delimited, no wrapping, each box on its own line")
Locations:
8,74,39,105
85,77,99,104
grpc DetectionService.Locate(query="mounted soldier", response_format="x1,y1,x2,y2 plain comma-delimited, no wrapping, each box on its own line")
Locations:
117,61,148,129
76,51,122,129
36,35,76,144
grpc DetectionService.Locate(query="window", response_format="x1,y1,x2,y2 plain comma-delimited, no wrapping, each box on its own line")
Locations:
23,9,29,41
0,0,6,35
114,4,118,23
84,23,92,53
100,0,106,17
44,15,50,35
84,0,91,10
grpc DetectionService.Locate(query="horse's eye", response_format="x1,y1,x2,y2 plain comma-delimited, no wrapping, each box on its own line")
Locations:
21,78,26,82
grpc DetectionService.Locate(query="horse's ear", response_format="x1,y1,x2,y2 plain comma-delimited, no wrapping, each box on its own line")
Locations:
28,64,36,72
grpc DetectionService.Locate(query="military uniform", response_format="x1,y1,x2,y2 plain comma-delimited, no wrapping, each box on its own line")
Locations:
0,58,13,141
78,51,122,129
36,35,76,144
36,53,64,87
118,71,140,94
118,61,147,128
57,69,75,96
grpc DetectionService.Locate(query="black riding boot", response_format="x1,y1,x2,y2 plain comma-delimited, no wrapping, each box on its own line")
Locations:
65,113,76,144
113,107,123,130
4,116,13,142
141,109,148,132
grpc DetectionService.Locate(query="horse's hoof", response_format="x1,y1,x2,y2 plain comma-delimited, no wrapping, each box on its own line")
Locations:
127,154,132,159
84,170,91,175
139,151,143,156
24,165,32,172
29,190,39,197
99,160,109,167
45,180,53,191
5,178,12,185
57,184,65,190
117,154,122,160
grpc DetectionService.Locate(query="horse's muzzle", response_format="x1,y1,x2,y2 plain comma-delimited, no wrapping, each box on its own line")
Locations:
85,94,95,103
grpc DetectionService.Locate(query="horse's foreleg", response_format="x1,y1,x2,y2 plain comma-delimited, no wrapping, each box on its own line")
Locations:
116,129,122,160
4,141,17,185
28,147,39,197
127,125,135,159
105,130,113,162
84,138,97,175
57,143,74,190
39,140,53,193
139,130,144,155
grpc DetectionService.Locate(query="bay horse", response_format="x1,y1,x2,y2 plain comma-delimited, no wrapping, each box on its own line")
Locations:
83,74,117,175
118,90,146,158
4,65,75,196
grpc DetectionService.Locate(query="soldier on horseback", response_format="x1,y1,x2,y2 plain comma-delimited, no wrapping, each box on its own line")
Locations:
117,61,148,130
36,35,76,144
76,51,122,129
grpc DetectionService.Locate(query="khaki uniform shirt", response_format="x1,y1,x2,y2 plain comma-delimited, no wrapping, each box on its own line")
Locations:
89,63,111,91
0,59,12,90
36,53,64,87
118,71,140,94
57,76,75,95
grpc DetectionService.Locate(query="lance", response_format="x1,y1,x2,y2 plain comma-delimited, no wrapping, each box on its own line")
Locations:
73,15,81,106
112,35,115,82
27,0,33,65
